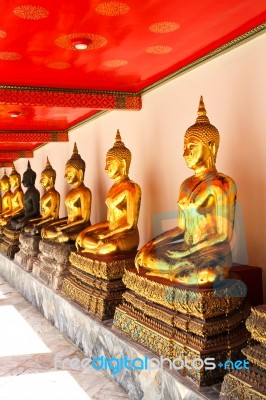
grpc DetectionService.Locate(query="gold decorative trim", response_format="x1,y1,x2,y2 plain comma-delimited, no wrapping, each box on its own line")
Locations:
95,2,130,16
0,52,22,61
242,345,266,370
146,45,172,55
68,266,125,292
113,307,247,386
149,22,179,33
123,268,244,319
246,306,266,345
13,5,49,20
221,371,266,399
123,291,250,337
103,59,128,68
0,84,137,96
62,276,124,320
55,33,107,51
69,252,135,280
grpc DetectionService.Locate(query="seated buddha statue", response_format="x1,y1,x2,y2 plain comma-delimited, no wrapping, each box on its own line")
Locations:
135,96,237,287
0,170,12,217
76,130,141,255
0,164,24,226
41,143,91,243
8,161,40,230
24,158,60,234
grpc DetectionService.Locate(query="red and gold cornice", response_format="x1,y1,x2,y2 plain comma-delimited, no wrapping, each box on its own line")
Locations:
0,150,33,159
0,86,142,110
0,131,68,142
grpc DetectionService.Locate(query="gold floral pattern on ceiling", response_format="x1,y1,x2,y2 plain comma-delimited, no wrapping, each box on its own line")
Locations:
0,52,22,60
13,5,49,20
55,33,107,50
149,21,179,33
47,62,71,70
103,59,128,68
146,45,172,54
95,1,130,16
0,30,7,38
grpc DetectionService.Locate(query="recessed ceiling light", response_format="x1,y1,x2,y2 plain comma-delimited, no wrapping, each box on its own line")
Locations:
71,38,92,50
9,111,20,118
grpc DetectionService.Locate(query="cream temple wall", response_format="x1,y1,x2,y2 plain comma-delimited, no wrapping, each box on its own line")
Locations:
3,33,266,298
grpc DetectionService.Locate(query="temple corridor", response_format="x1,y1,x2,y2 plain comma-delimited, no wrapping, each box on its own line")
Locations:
0,276,129,400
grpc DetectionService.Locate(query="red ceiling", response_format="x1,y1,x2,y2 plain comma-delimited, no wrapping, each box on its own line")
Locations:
0,0,265,165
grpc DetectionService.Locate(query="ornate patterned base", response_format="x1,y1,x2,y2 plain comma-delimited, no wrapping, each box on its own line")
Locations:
14,233,41,271
113,268,250,386
69,251,136,280
220,305,266,399
0,228,21,259
123,267,246,319
62,252,135,320
220,368,266,399
62,268,126,320
32,240,75,290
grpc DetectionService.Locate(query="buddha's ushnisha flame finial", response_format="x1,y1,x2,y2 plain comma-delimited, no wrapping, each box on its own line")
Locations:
116,129,122,142
44,157,52,170
113,129,125,148
4,168,6,175
27,160,32,170
66,142,86,172
196,96,210,124
42,156,56,179
11,162,17,174
73,142,79,155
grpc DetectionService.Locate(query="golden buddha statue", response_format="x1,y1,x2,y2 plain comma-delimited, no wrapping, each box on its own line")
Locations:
0,164,24,226
41,143,91,243
24,158,60,234
76,129,141,255
8,161,40,230
135,96,237,287
0,170,12,217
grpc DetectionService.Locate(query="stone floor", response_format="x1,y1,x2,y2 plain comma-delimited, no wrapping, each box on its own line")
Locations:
0,276,130,400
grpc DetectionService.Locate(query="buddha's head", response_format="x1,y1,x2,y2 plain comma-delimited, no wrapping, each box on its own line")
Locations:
105,130,131,180
0,169,10,192
184,96,220,171
9,163,21,188
65,143,86,185
40,157,56,189
22,161,37,188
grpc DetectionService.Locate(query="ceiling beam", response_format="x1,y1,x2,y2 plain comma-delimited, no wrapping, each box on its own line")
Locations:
0,131,68,142
0,150,33,160
0,87,142,110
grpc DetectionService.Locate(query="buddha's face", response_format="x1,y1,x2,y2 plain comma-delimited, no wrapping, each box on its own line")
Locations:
9,175,19,188
1,180,9,192
105,157,123,180
64,166,78,185
22,172,32,188
183,136,211,170
40,173,49,188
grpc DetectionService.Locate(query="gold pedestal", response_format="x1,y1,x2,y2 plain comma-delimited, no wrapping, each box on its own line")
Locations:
113,267,250,386
221,305,266,399
14,233,41,271
32,240,75,290
0,228,21,259
62,252,136,320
